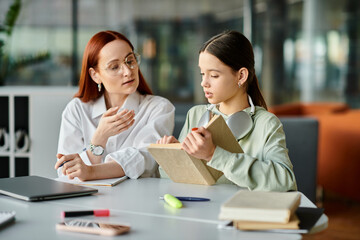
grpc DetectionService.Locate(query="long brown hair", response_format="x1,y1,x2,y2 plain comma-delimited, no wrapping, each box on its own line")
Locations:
199,30,267,110
75,30,152,102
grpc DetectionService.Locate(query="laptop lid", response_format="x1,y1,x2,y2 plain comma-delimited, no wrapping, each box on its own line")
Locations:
0,176,98,202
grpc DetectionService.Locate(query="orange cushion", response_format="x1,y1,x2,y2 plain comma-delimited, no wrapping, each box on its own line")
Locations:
269,102,349,116
316,110,360,201
300,103,349,115
269,102,360,201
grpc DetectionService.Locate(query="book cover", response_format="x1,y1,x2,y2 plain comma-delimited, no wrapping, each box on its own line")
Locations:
217,207,324,234
234,214,300,230
148,115,243,185
219,190,301,223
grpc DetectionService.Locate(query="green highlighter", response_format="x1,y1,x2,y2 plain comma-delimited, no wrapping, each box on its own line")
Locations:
163,194,183,208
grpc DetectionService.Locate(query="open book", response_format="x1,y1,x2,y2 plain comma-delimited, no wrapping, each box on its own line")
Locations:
219,190,301,223
55,176,128,187
148,115,243,185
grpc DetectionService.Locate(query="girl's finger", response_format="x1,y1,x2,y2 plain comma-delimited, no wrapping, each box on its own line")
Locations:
192,131,205,143
197,127,210,138
159,136,167,144
186,132,197,146
181,140,190,153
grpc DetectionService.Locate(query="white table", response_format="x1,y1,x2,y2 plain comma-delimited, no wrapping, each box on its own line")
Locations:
0,178,327,240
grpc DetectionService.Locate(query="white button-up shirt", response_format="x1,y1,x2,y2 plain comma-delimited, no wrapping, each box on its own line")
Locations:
57,91,175,179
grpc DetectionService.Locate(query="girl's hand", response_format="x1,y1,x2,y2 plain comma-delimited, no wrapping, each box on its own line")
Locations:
55,153,93,181
92,107,135,146
181,127,216,162
156,135,179,144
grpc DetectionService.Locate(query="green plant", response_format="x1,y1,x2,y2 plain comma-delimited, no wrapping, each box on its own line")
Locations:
0,0,50,85
0,0,21,85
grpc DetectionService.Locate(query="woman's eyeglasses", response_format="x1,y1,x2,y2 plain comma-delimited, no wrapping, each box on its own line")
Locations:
103,53,141,76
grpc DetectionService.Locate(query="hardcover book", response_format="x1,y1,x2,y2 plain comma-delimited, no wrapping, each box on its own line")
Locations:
148,115,243,185
234,214,300,230
219,190,301,223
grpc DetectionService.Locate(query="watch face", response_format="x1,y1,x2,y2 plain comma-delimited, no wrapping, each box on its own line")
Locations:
93,146,104,155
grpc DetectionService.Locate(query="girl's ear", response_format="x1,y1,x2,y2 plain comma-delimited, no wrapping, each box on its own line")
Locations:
89,67,101,84
237,67,249,87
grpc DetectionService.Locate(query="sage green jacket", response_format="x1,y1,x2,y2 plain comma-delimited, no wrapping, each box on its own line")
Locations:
161,104,297,192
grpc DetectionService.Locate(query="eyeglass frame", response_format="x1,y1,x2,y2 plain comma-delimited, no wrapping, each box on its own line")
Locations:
100,52,141,76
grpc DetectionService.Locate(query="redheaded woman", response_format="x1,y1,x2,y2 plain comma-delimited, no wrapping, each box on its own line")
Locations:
55,31,174,181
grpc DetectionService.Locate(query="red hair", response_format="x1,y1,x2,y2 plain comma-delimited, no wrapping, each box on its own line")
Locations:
75,31,152,102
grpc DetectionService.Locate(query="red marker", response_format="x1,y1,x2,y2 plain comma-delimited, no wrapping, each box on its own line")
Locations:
61,209,110,218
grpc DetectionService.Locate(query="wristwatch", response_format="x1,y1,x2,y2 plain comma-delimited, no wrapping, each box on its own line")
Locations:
89,144,104,156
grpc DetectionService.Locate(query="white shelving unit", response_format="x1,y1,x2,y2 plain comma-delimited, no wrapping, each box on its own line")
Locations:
0,86,77,178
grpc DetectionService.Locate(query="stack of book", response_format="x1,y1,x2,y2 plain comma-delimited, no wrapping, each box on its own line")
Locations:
219,190,301,231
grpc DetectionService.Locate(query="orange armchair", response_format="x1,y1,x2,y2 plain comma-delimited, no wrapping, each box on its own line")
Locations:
269,102,360,201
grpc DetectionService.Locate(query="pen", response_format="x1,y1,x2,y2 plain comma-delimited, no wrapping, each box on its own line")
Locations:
58,149,85,168
58,161,69,168
61,209,110,218
159,196,210,202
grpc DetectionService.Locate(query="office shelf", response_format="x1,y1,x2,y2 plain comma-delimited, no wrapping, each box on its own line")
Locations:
0,86,77,178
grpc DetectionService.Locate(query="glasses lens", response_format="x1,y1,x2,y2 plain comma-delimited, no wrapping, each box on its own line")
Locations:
125,55,135,69
105,53,141,76
105,62,121,76
134,53,141,65
125,53,141,69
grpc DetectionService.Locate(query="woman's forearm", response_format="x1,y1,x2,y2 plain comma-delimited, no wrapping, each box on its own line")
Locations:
89,160,125,180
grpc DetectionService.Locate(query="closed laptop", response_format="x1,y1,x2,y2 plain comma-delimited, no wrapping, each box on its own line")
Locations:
0,175,98,201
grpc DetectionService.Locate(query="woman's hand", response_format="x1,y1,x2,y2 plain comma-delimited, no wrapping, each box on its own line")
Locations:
181,127,216,162
156,135,179,144
54,153,93,181
92,107,135,146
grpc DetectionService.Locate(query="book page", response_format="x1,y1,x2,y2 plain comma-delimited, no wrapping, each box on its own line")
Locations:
55,176,128,187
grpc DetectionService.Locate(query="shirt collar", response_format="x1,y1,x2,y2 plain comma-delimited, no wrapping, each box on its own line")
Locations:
122,91,141,114
91,91,141,119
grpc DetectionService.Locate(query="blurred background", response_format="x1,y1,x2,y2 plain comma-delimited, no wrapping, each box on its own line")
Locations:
1,0,359,108
1,1,360,238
